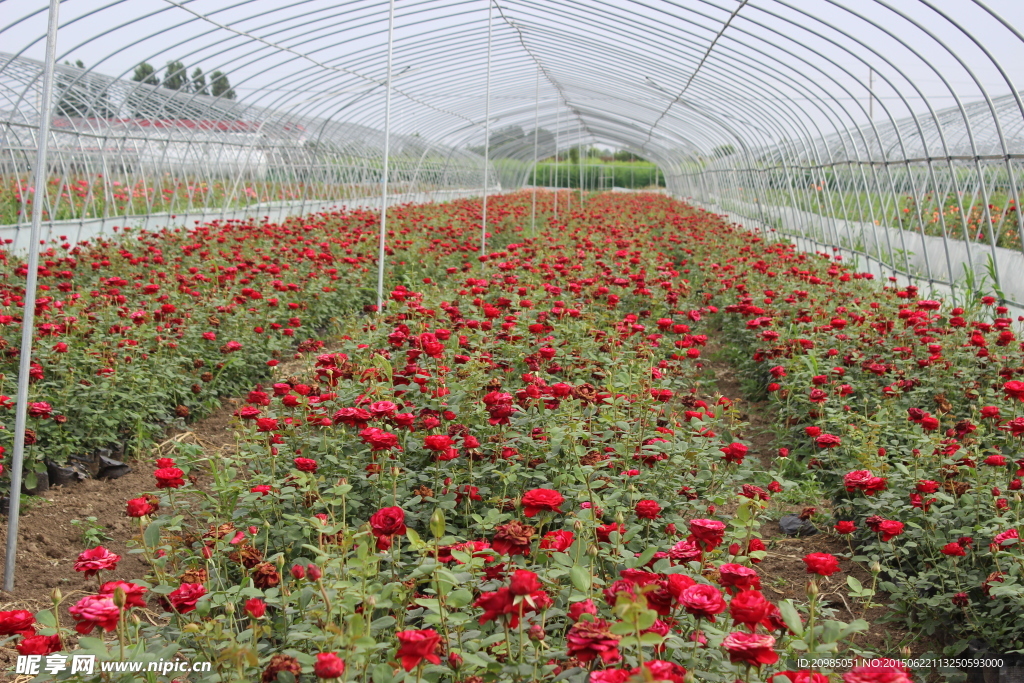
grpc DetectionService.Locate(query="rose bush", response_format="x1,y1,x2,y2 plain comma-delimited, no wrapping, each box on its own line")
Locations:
14,192,998,680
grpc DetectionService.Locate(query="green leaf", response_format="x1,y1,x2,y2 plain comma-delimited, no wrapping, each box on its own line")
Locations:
34,610,56,628
144,520,162,548
634,546,658,568
609,621,636,636
570,565,592,591
846,575,864,593
447,589,474,608
839,619,870,639
779,599,804,636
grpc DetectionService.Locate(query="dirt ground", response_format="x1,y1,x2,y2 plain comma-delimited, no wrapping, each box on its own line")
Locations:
704,349,944,666
0,399,239,676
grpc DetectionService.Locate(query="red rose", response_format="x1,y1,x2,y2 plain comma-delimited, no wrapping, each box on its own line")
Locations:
369,400,398,418
729,589,774,631
803,552,841,576
509,569,542,595
843,663,913,683
721,631,778,666
634,499,662,519
679,584,727,620
1004,381,1024,402
567,599,598,621
27,401,52,418
359,427,400,451
521,488,564,517
245,598,267,618
154,466,185,489
669,539,703,562
475,588,515,625
633,661,687,683
423,434,453,451
834,521,857,535
688,518,726,550
16,634,62,656
293,457,318,472
395,629,442,671
539,529,574,552
566,618,621,664
719,563,761,591
720,442,748,464
99,581,147,608
843,470,872,492
167,583,206,614
941,542,966,556
770,672,830,683
990,528,1019,551
816,434,841,448
370,506,407,550
256,417,279,432
125,496,158,517
596,523,626,543
877,520,905,542
0,610,35,636
69,595,121,634
74,546,121,578
313,652,345,679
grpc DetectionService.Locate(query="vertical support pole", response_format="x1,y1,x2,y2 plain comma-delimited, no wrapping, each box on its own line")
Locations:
578,119,583,206
480,0,493,257
531,68,540,236
554,104,559,219
375,0,396,312
5,0,60,593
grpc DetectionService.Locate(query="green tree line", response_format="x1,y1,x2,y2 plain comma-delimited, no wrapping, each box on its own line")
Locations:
529,161,664,189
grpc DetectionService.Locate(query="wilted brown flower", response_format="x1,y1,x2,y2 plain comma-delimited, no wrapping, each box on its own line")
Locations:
179,568,207,584
251,562,281,590
229,544,264,569
492,520,535,556
261,655,300,683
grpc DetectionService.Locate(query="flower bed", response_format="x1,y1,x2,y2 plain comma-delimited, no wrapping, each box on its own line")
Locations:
713,234,1024,655
5,191,1010,681
0,198,516,488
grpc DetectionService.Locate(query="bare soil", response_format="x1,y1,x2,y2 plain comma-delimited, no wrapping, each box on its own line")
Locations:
0,399,239,676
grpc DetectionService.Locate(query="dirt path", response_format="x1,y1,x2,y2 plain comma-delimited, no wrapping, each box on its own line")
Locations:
702,344,939,662
0,400,239,674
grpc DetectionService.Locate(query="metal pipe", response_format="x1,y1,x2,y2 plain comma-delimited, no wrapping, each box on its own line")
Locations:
4,0,61,593
480,0,493,257
375,0,396,312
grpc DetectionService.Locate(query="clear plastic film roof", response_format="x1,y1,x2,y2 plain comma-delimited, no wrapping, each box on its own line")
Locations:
3,0,1024,301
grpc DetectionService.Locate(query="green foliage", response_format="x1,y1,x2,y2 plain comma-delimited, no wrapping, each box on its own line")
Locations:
131,62,159,86
209,70,235,100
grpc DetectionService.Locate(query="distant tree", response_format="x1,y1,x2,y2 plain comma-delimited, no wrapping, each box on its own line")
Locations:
131,62,160,86
210,71,235,100
711,144,736,159
189,67,208,96
613,150,644,162
163,60,187,91
55,60,116,119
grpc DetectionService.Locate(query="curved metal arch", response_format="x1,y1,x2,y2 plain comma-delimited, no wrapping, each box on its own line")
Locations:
2,0,1023,299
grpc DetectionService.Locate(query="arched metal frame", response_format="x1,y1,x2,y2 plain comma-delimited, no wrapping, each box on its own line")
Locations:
4,0,1024,586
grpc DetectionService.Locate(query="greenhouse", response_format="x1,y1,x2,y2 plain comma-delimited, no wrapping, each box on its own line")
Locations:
2,2,1024,682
